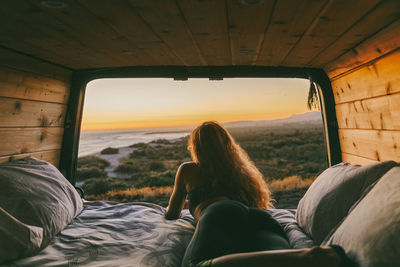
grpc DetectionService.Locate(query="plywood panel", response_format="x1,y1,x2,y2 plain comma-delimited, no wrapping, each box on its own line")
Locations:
339,129,400,162
226,0,274,65
341,152,378,165
0,150,61,167
283,0,380,67
256,0,328,66
177,0,230,66
331,50,400,104
310,0,400,67
0,127,63,156
326,20,400,78
0,97,66,127
336,93,400,130
0,66,69,104
128,0,206,66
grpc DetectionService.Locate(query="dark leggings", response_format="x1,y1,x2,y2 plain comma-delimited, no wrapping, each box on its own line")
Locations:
182,200,291,267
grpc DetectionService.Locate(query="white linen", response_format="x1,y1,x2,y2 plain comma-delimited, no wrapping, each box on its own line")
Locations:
323,167,400,267
0,157,83,263
10,201,196,267
296,161,396,244
6,201,313,267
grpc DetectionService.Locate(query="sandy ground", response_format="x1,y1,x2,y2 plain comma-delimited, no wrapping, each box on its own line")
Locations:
94,147,137,178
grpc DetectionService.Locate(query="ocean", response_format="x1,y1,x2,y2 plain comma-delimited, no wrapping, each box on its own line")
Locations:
78,128,190,157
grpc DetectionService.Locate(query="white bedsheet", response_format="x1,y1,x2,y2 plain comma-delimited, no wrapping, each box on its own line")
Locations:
8,201,195,267
4,202,313,267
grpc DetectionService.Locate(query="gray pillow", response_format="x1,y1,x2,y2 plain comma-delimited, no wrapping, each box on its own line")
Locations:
296,161,396,244
0,157,83,263
323,167,400,267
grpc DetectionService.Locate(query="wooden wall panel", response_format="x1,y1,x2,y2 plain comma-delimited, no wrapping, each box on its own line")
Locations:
0,98,67,127
339,129,400,162
326,20,400,79
341,152,378,165
0,128,64,156
0,150,61,167
335,93,400,130
326,18,400,165
0,67,69,104
331,51,400,104
0,51,71,168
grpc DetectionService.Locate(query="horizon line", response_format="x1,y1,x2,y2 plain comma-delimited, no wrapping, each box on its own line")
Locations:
81,111,319,132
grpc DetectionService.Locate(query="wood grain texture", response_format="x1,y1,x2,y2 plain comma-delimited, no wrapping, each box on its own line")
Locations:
0,150,61,167
0,97,66,127
331,50,400,104
177,0,231,66
78,0,181,66
0,47,72,82
0,127,63,156
0,0,98,69
310,0,400,67
128,0,206,66
283,0,381,67
0,66,69,104
256,0,328,66
326,19,400,78
338,129,400,162
226,0,274,65
341,152,379,165
336,93,400,130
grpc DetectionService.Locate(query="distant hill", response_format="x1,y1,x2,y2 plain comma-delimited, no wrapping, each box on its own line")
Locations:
223,111,322,128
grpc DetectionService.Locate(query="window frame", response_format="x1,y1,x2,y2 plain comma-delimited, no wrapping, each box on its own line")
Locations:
59,66,341,184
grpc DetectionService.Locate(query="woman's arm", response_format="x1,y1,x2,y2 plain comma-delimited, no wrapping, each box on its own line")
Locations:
165,163,189,220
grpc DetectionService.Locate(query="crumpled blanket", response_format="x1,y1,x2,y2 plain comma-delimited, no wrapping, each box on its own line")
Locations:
5,202,313,267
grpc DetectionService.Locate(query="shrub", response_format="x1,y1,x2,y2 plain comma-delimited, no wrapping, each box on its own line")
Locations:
83,178,129,196
131,170,175,188
129,142,148,149
77,155,109,169
101,147,119,154
148,160,165,171
115,160,141,173
150,138,171,144
76,166,107,180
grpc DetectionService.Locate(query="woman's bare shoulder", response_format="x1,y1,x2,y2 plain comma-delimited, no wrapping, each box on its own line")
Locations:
179,161,198,169
178,161,199,185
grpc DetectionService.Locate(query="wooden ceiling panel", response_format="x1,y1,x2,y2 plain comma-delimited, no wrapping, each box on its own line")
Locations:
310,0,400,68
256,0,328,66
0,1,99,69
177,0,231,66
226,0,275,65
282,0,381,67
1,0,396,70
325,20,400,79
78,0,182,66
28,0,154,67
127,0,206,66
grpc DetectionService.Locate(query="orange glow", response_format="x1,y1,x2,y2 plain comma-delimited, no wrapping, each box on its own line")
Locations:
81,78,312,131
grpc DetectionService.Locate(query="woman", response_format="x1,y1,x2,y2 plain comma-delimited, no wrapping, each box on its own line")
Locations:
165,121,354,267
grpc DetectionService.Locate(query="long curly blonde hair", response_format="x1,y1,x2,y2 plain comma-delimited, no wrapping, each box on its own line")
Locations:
188,121,272,209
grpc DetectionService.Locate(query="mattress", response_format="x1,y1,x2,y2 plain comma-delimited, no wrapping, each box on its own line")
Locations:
4,201,313,267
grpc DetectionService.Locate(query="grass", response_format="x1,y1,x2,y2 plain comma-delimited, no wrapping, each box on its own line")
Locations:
78,123,327,208
101,147,119,154
268,175,315,192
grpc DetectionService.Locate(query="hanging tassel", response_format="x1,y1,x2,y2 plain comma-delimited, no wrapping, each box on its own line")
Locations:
307,76,319,110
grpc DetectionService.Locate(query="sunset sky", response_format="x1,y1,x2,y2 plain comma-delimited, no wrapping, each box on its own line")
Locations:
81,78,311,131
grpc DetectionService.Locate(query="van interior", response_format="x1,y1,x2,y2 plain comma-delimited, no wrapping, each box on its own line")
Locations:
0,0,399,266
